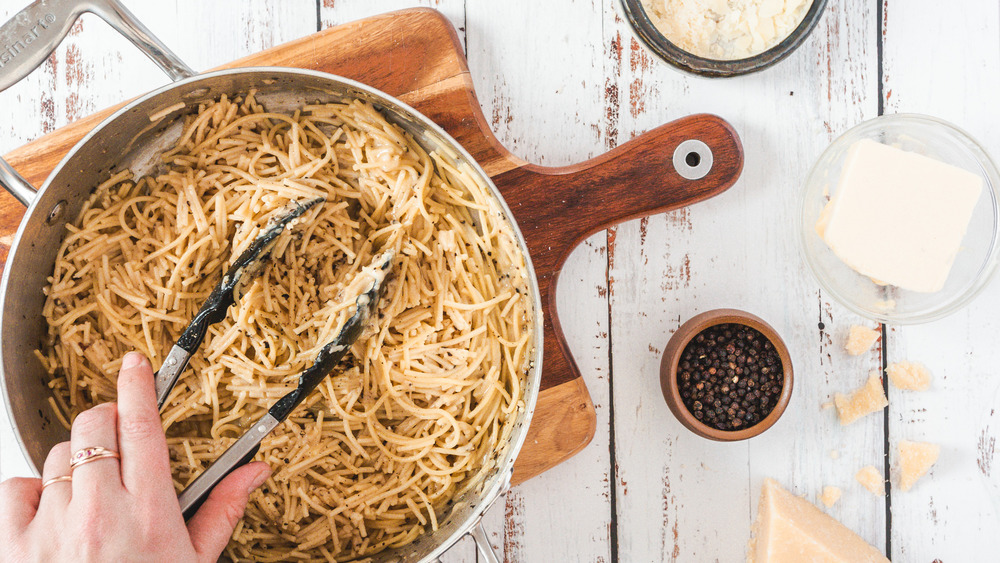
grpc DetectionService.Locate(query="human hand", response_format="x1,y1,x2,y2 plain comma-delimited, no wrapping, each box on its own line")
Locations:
0,352,270,562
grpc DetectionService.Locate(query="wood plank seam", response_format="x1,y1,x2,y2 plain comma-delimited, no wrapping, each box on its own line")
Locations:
876,0,892,553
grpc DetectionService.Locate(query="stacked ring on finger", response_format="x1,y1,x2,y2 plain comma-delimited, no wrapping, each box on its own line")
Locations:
41,475,72,488
38,440,73,510
69,446,120,470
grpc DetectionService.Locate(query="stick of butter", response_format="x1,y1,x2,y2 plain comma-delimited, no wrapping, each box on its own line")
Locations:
817,139,982,293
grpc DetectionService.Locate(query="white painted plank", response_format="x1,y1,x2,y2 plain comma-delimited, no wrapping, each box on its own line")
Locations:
605,0,885,560
0,0,317,476
476,234,612,563
882,0,1000,558
463,1,613,562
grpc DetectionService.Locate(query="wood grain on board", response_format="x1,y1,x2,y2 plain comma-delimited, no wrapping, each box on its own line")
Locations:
0,7,741,490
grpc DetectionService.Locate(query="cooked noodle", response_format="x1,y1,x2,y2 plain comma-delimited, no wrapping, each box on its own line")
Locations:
36,93,532,562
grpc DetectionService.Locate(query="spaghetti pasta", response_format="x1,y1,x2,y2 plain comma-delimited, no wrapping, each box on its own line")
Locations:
37,93,532,562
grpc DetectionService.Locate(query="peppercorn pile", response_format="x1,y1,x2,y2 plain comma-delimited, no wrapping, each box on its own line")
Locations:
677,323,783,431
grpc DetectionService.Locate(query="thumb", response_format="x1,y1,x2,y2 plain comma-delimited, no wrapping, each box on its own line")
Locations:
187,462,270,562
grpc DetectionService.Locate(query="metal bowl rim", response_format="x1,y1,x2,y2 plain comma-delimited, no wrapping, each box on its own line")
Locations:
618,0,829,78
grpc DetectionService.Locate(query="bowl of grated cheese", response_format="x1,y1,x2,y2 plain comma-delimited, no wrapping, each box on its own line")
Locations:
620,0,828,77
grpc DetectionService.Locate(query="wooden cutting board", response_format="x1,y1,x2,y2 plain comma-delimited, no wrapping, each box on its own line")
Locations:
0,9,743,484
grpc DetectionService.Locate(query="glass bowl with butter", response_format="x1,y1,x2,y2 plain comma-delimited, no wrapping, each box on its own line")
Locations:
620,0,828,77
801,114,1000,324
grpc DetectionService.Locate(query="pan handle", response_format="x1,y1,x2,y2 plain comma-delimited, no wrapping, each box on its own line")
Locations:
0,0,193,93
470,520,501,563
0,0,195,204
0,158,34,207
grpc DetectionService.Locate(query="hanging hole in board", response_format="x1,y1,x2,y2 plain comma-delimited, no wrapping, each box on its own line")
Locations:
673,139,713,181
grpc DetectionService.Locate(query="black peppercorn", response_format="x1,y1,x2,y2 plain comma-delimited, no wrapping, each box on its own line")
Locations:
676,323,783,432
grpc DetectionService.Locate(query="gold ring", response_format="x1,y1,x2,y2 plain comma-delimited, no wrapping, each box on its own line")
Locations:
42,475,72,488
69,446,120,470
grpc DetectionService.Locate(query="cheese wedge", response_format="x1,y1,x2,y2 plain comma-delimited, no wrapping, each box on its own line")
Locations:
898,440,940,491
748,479,889,563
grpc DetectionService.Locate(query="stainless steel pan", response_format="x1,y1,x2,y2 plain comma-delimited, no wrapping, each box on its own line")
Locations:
0,2,543,562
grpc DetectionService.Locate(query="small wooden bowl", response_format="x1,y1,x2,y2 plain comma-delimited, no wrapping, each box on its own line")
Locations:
659,309,793,441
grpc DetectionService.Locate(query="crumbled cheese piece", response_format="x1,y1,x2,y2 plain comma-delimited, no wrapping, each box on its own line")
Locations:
438,229,457,252
640,0,812,60
820,400,834,410
855,465,885,496
886,361,932,391
845,325,880,356
874,299,896,312
817,139,983,293
830,449,840,459
820,486,842,508
898,440,940,491
747,479,888,562
834,371,888,425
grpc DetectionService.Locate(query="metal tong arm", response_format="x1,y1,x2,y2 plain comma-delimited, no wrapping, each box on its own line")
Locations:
154,199,323,408
177,412,280,520
175,251,393,519
176,326,360,520
153,274,238,408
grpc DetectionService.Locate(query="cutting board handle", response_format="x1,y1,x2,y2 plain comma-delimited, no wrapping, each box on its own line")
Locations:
492,113,743,390
493,113,742,255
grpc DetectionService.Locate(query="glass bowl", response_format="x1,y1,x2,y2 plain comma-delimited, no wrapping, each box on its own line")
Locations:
800,114,1000,324
619,0,828,77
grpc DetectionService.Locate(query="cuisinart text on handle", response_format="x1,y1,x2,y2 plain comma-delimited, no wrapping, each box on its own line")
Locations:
0,13,57,67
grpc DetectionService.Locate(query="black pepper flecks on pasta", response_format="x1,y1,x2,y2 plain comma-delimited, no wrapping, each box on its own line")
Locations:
677,323,783,431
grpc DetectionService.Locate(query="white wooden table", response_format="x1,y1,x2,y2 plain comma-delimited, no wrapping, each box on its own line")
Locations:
1,1,998,561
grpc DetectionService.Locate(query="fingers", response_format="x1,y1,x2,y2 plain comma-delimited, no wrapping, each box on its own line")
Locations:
69,402,122,500
187,462,269,563
0,477,42,536
114,352,172,497
38,441,72,512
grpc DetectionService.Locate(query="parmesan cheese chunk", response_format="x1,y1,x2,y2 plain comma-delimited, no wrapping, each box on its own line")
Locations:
886,361,932,391
820,486,842,508
834,371,888,425
874,299,896,312
639,0,812,60
845,325,880,356
747,479,888,563
855,465,885,496
898,440,940,491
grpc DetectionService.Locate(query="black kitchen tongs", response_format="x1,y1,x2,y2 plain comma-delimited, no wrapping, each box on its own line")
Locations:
146,196,394,517
153,198,324,408
176,249,394,519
